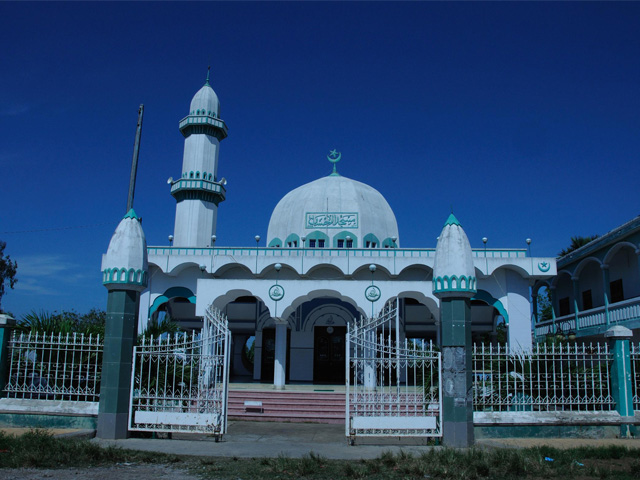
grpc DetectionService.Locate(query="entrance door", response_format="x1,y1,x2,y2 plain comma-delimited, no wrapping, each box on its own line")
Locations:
313,326,346,383
260,328,290,382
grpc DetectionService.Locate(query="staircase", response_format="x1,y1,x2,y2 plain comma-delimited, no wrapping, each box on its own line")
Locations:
228,389,345,424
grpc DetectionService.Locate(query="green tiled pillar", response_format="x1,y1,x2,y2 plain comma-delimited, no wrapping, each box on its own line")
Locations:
0,314,16,395
605,326,635,438
440,297,473,447
97,289,140,439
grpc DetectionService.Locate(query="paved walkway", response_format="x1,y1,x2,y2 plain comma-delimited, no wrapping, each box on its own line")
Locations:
5,422,640,460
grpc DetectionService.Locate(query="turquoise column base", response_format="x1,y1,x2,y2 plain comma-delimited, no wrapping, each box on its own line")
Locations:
439,297,474,447
605,326,636,438
97,289,140,439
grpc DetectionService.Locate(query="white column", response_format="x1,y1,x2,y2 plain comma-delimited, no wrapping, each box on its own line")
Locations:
273,320,287,390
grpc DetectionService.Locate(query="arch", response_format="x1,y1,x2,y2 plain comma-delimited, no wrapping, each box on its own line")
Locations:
211,289,269,314
351,263,392,280
149,286,196,316
533,279,551,296
603,241,638,265
305,263,346,279
167,261,202,276
397,264,433,281
332,231,357,248
268,237,282,248
285,233,300,248
573,256,603,277
213,263,255,279
363,233,380,249
196,171,200,179
258,262,299,279
306,231,329,248
301,302,357,332
490,264,530,278
472,289,509,324
279,289,366,321
189,171,194,179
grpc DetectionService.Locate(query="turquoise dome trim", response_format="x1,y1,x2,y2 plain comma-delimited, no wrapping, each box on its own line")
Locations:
433,274,477,294
102,267,148,288
443,213,461,227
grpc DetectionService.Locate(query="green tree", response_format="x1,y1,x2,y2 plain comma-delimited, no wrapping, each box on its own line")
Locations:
558,235,599,257
0,241,18,312
536,288,553,322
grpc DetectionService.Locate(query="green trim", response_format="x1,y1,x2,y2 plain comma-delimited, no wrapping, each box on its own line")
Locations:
472,289,509,324
269,238,282,248
285,233,300,247
433,275,477,294
332,231,357,248
102,268,148,287
444,213,461,227
363,233,380,248
123,209,139,220
382,237,397,248
149,287,197,316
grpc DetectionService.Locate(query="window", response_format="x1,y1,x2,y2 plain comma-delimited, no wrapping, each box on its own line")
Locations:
346,239,353,248
582,290,593,310
610,279,624,303
309,239,316,248
559,297,570,316
287,241,298,248
337,239,344,248
318,239,325,248
365,241,377,248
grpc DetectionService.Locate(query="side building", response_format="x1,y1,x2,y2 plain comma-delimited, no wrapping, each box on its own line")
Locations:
533,216,640,342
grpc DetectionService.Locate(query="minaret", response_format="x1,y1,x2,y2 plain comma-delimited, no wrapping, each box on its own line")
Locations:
433,213,477,447
171,68,228,247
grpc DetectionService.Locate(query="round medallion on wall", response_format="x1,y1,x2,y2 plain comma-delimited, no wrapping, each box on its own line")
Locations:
269,284,285,301
538,262,551,272
365,285,381,302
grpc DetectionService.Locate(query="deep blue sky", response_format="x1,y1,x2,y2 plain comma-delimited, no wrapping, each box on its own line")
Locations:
1,2,639,317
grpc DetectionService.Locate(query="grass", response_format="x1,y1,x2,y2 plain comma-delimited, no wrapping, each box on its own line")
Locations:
2,429,640,479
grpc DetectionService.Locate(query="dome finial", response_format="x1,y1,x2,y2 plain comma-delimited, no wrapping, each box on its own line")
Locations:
328,149,341,176
205,65,211,86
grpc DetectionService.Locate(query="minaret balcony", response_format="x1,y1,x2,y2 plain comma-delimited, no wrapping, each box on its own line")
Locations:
179,115,228,140
170,178,226,204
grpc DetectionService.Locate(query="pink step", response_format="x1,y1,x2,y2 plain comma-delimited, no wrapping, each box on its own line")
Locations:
227,389,346,424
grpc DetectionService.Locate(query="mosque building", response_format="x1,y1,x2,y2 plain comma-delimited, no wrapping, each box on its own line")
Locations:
133,74,557,388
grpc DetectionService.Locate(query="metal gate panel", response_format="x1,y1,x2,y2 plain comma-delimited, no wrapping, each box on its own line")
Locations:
346,299,442,441
129,305,230,438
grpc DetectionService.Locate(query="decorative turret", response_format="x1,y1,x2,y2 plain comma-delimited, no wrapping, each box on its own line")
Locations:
433,213,476,298
170,68,228,247
101,209,148,291
432,213,475,448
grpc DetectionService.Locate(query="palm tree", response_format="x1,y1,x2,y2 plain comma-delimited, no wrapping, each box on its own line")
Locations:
558,235,599,257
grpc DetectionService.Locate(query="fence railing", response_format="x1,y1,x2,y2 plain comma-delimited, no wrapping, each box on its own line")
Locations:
631,343,640,411
472,343,614,412
3,331,103,402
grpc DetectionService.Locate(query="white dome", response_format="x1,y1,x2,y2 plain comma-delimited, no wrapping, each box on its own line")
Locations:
433,214,476,298
267,174,399,249
101,209,148,291
189,83,220,117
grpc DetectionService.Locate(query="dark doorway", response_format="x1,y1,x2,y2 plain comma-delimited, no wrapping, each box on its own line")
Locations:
313,326,346,383
260,328,290,382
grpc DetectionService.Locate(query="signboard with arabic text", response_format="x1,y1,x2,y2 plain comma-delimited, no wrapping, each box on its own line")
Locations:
305,212,359,229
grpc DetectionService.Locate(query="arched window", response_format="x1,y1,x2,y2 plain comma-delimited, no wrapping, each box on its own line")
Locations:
306,231,329,249
333,231,357,248
363,233,380,249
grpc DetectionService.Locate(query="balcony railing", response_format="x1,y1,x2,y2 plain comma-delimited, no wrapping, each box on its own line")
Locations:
535,296,640,339
147,246,527,259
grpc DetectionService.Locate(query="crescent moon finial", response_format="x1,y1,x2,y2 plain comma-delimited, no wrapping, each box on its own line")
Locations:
327,149,341,176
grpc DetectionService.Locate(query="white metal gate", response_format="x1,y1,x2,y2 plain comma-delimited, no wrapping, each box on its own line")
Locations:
346,299,442,442
129,305,230,439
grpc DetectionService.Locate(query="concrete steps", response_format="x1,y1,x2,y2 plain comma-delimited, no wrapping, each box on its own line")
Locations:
228,389,345,424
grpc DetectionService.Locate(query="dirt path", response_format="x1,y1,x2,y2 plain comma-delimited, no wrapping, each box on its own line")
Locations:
0,464,201,480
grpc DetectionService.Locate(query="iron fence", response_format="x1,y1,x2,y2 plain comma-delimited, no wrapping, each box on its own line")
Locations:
4,331,103,402
472,343,614,412
631,343,640,411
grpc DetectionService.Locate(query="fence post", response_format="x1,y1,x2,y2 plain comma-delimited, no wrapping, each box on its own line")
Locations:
605,326,635,438
0,314,16,395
